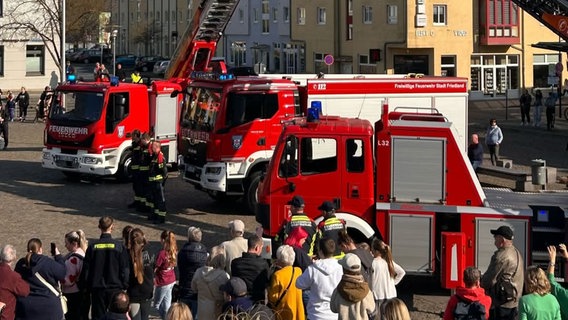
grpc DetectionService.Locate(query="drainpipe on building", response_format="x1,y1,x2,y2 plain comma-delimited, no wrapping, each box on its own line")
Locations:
383,0,407,74
335,0,340,74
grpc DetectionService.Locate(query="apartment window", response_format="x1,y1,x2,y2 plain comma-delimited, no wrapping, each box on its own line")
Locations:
298,8,306,25
363,6,372,24
137,12,141,22
273,8,278,22
348,0,353,15
317,7,326,25
230,42,247,66
314,52,326,74
26,45,44,76
239,9,244,23
347,24,353,40
433,4,447,25
263,20,270,33
179,11,182,23
441,55,456,77
359,54,376,73
165,11,169,23
156,11,160,22
283,7,289,23
0,0,3,17
172,10,176,23
253,8,259,23
130,12,134,22
0,46,3,76
387,5,398,24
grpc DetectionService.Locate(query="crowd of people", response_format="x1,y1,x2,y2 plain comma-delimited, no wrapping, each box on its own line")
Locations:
519,88,558,131
0,195,413,320
1,201,568,320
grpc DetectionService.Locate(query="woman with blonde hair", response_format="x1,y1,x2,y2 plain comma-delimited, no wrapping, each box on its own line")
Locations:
62,230,89,320
191,245,230,320
166,302,193,320
518,266,560,320
379,298,410,320
155,230,178,319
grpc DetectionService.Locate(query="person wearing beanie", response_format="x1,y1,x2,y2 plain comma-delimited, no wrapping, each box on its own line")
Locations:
330,253,375,320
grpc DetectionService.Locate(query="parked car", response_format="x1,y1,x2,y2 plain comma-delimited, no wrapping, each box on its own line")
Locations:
68,49,87,62
153,60,170,75
135,56,165,72
115,54,137,68
76,49,112,64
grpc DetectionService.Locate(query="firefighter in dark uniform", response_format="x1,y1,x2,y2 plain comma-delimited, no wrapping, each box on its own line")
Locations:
81,216,130,320
128,129,142,209
148,140,168,224
277,195,318,256
315,200,346,258
138,133,152,213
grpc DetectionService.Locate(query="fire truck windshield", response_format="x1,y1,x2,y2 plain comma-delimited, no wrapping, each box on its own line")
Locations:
48,91,104,123
181,87,222,132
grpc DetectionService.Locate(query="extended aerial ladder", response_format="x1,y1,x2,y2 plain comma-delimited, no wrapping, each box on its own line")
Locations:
165,0,240,79
512,0,568,43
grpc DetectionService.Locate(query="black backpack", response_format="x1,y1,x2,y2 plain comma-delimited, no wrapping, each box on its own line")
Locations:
453,296,486,320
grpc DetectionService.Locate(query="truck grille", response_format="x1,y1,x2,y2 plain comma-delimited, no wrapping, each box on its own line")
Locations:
46,134,95,149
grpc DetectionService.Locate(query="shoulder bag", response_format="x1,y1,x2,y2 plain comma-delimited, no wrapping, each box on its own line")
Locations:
35,272,68,314
495,249,519,304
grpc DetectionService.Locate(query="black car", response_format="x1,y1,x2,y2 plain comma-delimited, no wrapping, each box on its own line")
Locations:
76,49,112,64
135,56,165,72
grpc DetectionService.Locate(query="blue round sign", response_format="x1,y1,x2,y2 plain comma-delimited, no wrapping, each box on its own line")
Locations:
324,54,334,65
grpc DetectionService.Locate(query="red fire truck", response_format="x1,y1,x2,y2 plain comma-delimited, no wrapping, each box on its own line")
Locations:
180,75,469,213
256,104,567,287
41,0,239,179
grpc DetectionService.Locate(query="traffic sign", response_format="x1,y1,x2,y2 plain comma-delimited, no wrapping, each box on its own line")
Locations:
324,54,334,66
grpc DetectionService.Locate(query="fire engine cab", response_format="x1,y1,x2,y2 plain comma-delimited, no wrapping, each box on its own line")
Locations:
256,104,567,287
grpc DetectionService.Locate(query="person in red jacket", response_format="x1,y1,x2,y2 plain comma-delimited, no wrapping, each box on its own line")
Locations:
0,245,30,320
443,266,492,320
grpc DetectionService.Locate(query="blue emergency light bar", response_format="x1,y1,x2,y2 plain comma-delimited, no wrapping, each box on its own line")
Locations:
307,100,322,122
66,74,77,84
190,71,234,81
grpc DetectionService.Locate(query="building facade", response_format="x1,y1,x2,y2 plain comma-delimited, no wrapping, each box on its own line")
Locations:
0,1,61,91
111,0,567,98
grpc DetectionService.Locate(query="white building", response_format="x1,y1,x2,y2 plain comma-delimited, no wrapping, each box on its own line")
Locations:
0,0,61,92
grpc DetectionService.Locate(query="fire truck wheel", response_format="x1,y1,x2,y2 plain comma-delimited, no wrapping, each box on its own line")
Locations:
62,171,81,182
245,171,262,215
117,151,133,182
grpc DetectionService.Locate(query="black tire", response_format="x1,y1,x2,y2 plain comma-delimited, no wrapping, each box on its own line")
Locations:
245,171,262,215
116,151,133,182
62,171,81,182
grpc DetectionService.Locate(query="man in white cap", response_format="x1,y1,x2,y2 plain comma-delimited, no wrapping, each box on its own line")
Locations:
219,219,248,274
330,253,375,320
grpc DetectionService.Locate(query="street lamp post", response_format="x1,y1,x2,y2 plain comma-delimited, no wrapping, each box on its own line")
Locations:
112,30,118,76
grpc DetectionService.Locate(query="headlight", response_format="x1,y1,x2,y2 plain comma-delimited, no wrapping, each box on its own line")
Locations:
42,152,51,160
227,161,244,175
82,157,101,164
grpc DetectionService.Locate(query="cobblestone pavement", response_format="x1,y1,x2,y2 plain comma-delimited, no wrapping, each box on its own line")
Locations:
0,95,567,320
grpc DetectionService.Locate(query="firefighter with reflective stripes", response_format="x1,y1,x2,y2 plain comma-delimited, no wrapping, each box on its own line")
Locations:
277,195,317,256
128,129,142,210
316,200,346,258
138,133,152,213
148,140,168,223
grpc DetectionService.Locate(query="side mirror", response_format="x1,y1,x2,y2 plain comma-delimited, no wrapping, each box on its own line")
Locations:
170,90,180,98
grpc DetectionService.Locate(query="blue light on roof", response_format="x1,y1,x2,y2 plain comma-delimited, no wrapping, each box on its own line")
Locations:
191,71,235,81
67,74,77,84
307,100,322,122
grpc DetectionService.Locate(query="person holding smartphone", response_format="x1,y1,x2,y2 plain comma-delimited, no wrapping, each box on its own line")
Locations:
546,244,568,320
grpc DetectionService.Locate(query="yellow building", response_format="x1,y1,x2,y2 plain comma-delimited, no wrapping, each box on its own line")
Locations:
291,0,567,98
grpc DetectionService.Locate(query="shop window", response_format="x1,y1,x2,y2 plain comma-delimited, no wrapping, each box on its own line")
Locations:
533,54,559,88
433,5,447,25
394,55,429,75
26,45,45,76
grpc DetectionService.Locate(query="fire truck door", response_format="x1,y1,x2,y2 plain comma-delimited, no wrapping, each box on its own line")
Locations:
272,135,342,219
340,137,374,214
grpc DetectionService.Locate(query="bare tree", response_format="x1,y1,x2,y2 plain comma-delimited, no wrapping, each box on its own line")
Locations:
66,0,107,47
0,0,64,79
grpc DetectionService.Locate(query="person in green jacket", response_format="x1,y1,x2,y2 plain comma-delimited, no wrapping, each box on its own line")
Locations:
547,245,568,320
518,265,560,320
